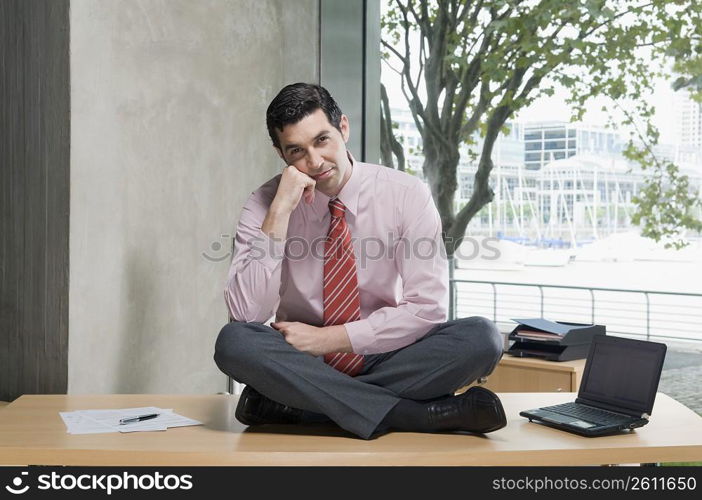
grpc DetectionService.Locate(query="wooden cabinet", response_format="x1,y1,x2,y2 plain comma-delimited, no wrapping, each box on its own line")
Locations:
464,356,586,393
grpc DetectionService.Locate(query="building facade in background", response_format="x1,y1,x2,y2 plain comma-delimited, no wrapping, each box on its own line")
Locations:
523,122,621,170
674,90,702,166
676,90,702,149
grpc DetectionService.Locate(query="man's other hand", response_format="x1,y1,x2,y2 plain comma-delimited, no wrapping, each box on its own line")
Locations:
271,321,353,356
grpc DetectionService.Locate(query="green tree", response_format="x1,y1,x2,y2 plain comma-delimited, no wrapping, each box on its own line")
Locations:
381,0,702,256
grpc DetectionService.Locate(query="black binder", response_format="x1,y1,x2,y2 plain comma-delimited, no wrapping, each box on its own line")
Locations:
506,318,606,361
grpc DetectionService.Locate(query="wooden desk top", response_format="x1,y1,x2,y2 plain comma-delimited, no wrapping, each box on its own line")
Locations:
0,393,700,466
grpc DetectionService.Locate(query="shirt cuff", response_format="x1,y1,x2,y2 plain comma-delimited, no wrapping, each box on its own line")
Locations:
246,230,286,271
344,319,375,355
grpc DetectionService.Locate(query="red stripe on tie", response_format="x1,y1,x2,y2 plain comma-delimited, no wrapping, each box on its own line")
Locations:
322,199,364,377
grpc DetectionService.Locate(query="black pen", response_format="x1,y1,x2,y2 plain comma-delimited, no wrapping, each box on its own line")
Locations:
119,413,160,425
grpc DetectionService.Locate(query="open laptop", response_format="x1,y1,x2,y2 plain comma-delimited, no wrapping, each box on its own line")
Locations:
520,334,667,437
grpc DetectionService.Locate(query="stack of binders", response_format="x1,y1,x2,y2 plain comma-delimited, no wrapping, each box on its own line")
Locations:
506,318,606,361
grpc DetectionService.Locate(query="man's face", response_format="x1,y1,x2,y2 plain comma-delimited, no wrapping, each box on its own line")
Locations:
275,108,352,197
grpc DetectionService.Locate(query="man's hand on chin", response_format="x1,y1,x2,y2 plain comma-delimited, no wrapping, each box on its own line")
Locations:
271,321,353,357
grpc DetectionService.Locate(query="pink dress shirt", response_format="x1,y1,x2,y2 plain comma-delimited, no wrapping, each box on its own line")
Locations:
224,156,449,355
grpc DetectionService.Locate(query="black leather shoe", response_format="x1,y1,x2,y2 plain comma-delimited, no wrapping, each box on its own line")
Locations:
235,385,304,426
426,386,507,433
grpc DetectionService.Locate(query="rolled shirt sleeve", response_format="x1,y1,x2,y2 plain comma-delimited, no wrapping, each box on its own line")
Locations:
344,181,449,354
224,191,286,322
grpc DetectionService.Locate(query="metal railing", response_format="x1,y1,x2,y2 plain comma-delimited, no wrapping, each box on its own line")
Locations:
449,278,702,343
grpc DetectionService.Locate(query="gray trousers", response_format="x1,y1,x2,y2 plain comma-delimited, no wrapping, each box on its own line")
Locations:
213,316,503,439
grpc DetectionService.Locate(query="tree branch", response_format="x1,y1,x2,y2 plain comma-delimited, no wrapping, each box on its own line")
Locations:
611,99,664,171
380,83,406,171
381,39,407,64
584,1,656,39
458,79,491,140
405,0,428,35
395,0,453,150
459,0,484,27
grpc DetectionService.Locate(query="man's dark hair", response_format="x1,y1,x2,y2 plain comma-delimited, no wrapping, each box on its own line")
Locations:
266,83,343,149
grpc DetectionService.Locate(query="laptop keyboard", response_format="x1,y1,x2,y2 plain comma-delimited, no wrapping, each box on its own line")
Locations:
545,403,634,425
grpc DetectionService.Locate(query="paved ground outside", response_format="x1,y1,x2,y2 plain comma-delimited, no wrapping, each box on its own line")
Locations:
659,346,702,417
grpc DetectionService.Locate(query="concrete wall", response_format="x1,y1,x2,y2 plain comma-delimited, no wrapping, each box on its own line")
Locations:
68,0,319,394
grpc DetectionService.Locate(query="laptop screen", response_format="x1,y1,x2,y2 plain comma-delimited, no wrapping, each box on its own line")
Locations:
578,335,667,415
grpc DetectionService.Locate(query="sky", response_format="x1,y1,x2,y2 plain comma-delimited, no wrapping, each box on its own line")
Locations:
382,63,679,146
514,78,678,145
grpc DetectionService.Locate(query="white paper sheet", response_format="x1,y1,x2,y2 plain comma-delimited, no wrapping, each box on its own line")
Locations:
59,407,202,434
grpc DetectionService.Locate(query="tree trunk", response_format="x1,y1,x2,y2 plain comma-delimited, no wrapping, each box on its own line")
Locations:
422,133,460,248
442,108,510,257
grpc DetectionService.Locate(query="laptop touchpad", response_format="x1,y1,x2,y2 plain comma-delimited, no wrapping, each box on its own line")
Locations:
539,411,596,428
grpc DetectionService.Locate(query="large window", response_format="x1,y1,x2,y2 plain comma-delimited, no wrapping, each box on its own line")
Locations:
544,140,566,149
544,130,566,139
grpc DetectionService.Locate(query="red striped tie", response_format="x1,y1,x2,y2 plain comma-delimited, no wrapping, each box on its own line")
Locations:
322,199,364,376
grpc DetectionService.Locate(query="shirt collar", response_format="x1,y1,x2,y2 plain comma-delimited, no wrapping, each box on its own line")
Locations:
310,151,361,221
